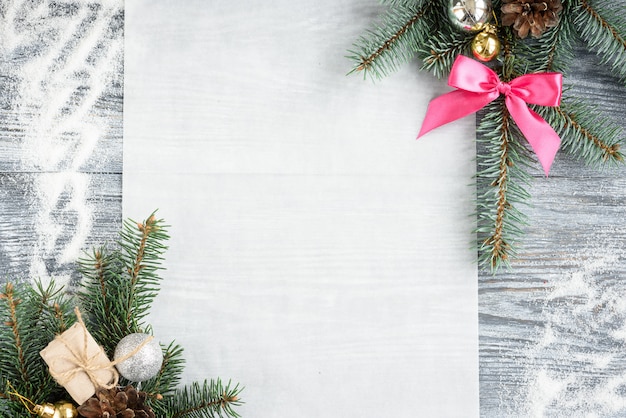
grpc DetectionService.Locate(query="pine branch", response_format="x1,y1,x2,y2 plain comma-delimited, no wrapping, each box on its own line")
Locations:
476,98,533,271
574,0,626,82
418,31,474,79
0,284,29,385
347,1,435,78
78,247,132,356
155,379,243,418
31,280,76,342
119,213,170,330
142,342,186,398
0,281,73,404
537,97,624,165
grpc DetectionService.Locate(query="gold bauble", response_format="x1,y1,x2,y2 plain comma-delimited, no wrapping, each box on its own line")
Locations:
34,401,78,418
471,25,501,61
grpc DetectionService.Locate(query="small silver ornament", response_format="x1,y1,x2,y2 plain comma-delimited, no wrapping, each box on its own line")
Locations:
114,333,163,382
448,0,493,32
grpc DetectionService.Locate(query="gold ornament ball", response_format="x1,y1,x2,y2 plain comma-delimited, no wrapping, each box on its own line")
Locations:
448,0,493,32
471,28,501,61
34,401,78,418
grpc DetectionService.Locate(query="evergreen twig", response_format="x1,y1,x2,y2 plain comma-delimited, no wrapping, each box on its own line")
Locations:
476,99,532,271
537,98,624,165
141,342,186,398
78,248,129,356
419,31,474,78
154,379,243,418
119,213,169,330
0,280,73,405
347,1,435,78
574,0,626,82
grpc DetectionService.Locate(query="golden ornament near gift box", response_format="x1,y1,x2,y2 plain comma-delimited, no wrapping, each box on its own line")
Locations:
34,401,78,418
471,24,501,61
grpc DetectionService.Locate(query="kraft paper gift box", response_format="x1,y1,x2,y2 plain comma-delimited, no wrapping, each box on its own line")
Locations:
40,321,117,405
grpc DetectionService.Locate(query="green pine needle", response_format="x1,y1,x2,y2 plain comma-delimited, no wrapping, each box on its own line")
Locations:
0,280,73,405
476,98,533,272
347,0,436,78
154,379,244,418
418,31,474,79
141,341,186,397
573,0,626,82
537,97,625,166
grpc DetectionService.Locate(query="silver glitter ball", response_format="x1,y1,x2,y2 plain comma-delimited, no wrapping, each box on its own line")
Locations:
114,333,163,382
448,0,492,32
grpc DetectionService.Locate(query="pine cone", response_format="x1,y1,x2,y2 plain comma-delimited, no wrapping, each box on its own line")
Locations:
77,386,156,418
501,0,563,38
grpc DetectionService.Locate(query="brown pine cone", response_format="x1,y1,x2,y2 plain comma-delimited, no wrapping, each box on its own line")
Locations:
501,0,563,38
77,386,156,418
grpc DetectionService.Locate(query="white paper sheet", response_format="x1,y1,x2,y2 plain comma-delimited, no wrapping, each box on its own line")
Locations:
124,1,478,416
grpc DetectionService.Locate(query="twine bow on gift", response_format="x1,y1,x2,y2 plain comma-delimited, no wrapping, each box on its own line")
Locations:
47,307,155,392
417,55,563,176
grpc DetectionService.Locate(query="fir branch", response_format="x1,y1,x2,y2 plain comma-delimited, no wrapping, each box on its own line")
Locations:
537,98,624,165
0,280,72,404
476,97,532,271
0,284,28,385
476,51,535,272
418,31,474,79
78,247,131,356
347,1,435,78
118,212,169,331
31,280,75,339
155,379,243,418
481,103,514,269
574,0,626,82
142,342,186,398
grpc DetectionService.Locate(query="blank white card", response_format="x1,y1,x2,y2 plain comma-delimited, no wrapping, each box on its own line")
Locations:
124,1,478,416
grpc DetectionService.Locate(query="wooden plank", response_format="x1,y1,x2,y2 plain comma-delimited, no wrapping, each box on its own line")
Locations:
0,1,123,284
479,37,626,416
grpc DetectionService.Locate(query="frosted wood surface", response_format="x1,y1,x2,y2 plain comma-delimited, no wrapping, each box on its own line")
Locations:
0,1,123,284
478,43,626,416
124,1,478,417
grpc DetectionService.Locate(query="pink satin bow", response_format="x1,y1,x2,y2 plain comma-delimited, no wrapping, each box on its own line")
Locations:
418,55,563,176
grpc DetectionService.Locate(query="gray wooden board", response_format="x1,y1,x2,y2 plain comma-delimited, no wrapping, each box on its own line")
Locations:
0,1,123,285
479,41,626,416
1,0,625,415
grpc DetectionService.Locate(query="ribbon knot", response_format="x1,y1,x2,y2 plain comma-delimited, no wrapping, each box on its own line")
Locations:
418,55,563,176
496,81,511,96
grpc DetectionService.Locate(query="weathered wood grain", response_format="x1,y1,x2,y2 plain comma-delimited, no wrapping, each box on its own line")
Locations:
0,1,123,285
479,36,626,417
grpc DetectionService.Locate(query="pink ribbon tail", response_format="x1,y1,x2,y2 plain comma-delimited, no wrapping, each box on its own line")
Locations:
504,95,560,176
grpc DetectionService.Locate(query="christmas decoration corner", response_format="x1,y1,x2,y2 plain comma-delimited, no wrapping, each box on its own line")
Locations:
0,213,242,418
348,0,626,271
